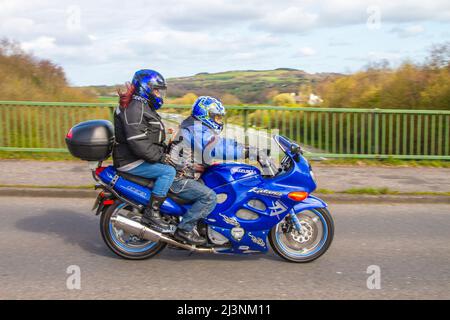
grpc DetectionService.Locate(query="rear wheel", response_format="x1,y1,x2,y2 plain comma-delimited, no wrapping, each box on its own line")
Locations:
269,208,334,263
100,201,166,260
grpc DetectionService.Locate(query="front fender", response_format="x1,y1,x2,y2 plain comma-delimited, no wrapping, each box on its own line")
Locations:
293,194,327,213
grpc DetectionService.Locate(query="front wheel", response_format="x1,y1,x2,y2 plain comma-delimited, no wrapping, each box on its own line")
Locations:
269,208,334,263
100,201,166,260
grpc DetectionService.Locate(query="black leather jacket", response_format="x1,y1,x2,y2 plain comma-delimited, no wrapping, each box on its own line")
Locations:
112,96,166,170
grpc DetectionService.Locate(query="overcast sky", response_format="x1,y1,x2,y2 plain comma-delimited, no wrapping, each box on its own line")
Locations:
1,0,449,86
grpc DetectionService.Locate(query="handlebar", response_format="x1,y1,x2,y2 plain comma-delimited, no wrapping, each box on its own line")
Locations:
257,155,278,177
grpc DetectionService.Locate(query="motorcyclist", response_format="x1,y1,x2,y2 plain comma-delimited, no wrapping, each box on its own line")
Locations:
166,96,264,245
113,69,176,231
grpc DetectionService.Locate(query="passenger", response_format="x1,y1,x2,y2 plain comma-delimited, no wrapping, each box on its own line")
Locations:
113,69,176,230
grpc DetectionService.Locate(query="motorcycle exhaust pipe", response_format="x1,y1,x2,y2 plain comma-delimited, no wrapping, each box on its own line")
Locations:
110,215,216,253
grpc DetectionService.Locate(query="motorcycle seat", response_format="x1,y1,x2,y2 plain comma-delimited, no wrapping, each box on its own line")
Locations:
118,171,155,188
117,171,194,205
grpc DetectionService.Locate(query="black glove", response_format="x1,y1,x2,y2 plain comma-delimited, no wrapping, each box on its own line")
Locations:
244,146,271,162
244,146,258,160
257,148,271,163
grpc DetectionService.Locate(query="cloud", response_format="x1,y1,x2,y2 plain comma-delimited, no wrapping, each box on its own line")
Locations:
297,47,316,57
252,6,318,33
390,24,425,38
0,17,35,35
1,0,450,85
328,39,352,47
317,0,450,27
21,36,56,51
367,51,403,60
159,0,262,31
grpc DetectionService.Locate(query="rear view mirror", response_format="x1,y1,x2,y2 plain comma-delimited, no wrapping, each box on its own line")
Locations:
290,144,301,155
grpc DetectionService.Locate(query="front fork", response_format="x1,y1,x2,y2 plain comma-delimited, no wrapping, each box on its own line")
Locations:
289,209,302,232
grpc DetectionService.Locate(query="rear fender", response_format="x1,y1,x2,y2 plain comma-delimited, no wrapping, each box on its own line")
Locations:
96,201,111,216
293,194,327,213
93,190,116,216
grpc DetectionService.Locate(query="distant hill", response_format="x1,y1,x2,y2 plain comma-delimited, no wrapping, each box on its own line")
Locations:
79,69,342,104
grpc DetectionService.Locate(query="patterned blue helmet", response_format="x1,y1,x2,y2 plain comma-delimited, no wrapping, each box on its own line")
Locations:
192,96,226,132
131,69,167,110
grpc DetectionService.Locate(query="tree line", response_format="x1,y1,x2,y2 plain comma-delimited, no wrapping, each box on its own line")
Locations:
0,39,93,102
317,42,450,110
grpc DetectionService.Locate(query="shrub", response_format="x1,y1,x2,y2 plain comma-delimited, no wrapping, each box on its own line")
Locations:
272,93,297,106
0,38,94,102
169,92,198,105
220,93,242,105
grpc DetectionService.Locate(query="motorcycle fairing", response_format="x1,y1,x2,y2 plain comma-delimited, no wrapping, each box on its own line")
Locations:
208,226,270,254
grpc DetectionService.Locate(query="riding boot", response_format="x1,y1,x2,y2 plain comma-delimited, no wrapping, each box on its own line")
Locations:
174,228,207,245
141,194,170,229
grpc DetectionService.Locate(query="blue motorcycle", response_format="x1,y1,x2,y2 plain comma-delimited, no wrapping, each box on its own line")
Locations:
66,120,334,263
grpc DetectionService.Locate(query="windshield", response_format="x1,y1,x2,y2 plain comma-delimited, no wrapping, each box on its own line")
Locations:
274,135,300,154
258,135,300,177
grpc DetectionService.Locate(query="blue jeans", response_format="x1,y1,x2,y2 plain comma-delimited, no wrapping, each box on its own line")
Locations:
170,178,217,232
127,162,176,197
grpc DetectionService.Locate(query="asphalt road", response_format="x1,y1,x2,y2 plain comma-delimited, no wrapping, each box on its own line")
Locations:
0,197,449,300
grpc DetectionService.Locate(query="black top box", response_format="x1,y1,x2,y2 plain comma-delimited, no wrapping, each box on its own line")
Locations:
65,120,115,161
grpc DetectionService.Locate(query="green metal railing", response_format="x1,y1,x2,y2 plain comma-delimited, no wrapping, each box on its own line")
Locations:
0,101,449,160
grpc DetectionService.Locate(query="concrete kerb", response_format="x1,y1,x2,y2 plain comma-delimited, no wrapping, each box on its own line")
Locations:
0,187,448,204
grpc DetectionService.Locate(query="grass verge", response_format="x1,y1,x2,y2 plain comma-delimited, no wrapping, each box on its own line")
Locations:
316,187,450,196
311,158,450,168
0,151,76,161
0,184,448,196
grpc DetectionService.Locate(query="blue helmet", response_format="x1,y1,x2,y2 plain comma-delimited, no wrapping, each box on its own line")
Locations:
131,69,167,110
191,96,226,132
